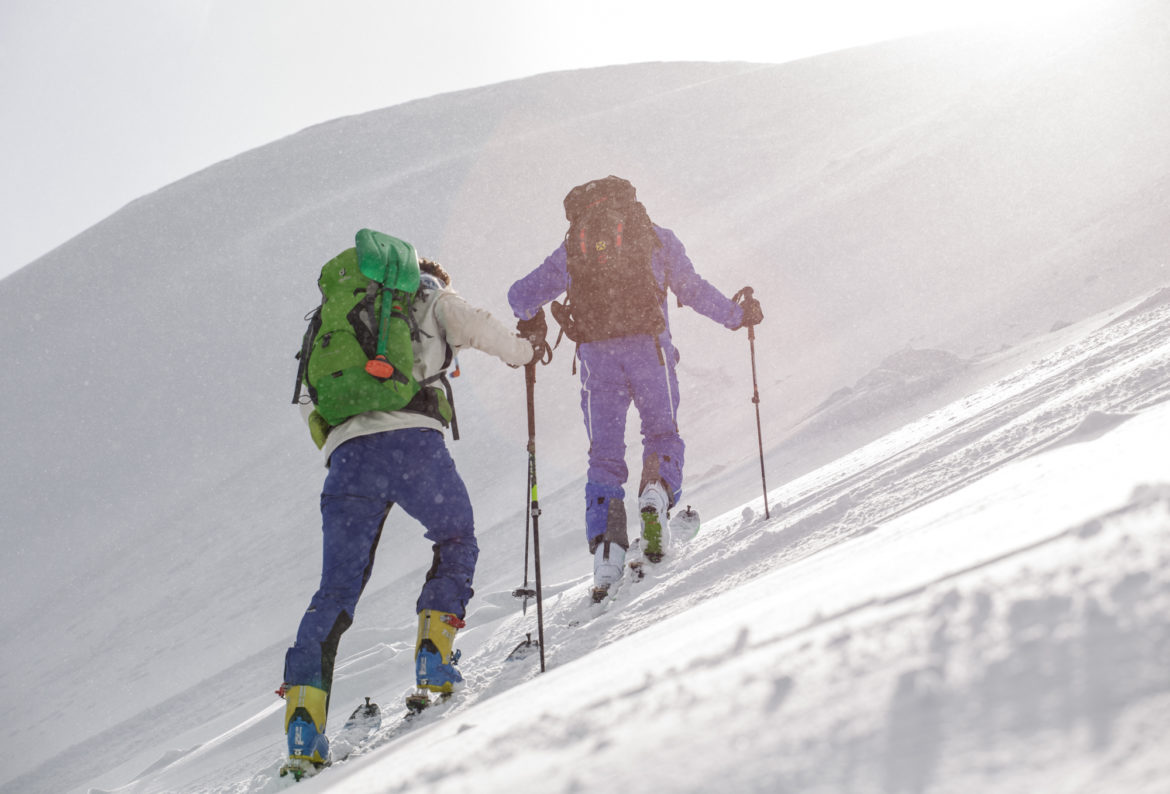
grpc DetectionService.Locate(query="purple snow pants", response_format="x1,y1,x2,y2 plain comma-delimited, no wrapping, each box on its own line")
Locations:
579,333,683,551
283,428,478,693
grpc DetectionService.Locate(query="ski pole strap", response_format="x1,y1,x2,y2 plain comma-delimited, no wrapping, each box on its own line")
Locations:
732,286,753,303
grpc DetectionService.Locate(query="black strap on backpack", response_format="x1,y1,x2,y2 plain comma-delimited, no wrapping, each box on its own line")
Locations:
409,348,460,441
291,307,320,405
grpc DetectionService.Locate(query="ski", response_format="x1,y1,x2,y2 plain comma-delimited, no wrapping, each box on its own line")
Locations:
629,506,700,585
330,697,382,762
505,632,541,662
591,565,628,603
273,690,462,783
278,757,321,782
626,536,648,582
278,696,382,782
587,568,627,608
336,691,455,759
671,505,701,541
566,577,623,627
405,688,454,714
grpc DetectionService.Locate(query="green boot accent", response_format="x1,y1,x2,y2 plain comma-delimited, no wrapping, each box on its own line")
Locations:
641,507,664,562
639,481,671,563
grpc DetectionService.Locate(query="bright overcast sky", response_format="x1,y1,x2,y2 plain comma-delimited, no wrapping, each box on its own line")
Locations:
0,0,1108,280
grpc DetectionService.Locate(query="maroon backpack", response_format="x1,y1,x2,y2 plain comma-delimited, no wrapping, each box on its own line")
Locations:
551,176,665,344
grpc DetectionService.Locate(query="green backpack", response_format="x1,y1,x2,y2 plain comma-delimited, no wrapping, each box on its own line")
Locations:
293,229,453,448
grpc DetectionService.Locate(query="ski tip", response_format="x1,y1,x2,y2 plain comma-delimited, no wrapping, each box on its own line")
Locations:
347,698,381,720
505,637,540,662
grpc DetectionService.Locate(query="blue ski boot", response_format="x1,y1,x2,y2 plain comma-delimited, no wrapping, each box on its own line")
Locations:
408,610,464,712
279,684,330,780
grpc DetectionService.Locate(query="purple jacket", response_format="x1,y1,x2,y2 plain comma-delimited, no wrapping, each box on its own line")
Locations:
508,226,743,345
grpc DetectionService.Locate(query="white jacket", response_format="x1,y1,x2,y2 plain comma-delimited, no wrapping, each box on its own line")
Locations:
306,273,533,464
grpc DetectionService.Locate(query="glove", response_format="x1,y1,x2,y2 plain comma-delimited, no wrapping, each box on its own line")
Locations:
739,297,763,328
516,308,547,341
733,287,763,329
517,308,553,365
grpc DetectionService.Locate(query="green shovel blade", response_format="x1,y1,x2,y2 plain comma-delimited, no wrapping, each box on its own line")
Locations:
355,228,420,292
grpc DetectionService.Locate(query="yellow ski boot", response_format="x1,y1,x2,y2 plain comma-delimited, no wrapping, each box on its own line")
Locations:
279,684,330,780
407,610,464,712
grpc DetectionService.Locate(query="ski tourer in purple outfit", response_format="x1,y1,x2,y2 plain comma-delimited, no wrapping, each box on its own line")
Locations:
508,223,747,577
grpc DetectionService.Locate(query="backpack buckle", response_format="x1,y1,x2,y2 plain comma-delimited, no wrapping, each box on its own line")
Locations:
365,355,396,379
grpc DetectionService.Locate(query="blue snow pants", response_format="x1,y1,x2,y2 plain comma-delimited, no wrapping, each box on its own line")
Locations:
283,428,478,692
580,334,683,551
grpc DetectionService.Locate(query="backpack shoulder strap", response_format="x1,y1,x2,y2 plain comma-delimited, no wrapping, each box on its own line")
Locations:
402,275,462,439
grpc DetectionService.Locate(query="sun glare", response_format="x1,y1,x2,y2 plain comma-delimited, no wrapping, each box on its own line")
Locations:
960,0,1121,32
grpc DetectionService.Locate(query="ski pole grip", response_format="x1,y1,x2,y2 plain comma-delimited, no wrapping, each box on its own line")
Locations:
743,286,755,338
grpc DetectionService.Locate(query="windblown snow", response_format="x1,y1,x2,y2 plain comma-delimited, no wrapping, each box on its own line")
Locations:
1,4,1168,792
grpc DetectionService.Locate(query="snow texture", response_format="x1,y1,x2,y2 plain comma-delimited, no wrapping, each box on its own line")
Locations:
1,4,1169,792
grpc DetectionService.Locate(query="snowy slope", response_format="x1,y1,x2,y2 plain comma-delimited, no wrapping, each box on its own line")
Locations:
90,279,1170,794
2,2,1169,792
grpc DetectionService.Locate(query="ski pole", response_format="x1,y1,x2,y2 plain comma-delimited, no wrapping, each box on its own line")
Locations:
510,376,538,616
735,287,771,519
513,477,535,616
511,453,536,616
525,362,547,671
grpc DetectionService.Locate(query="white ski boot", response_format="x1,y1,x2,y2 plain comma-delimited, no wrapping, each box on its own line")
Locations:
591,541,626,602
